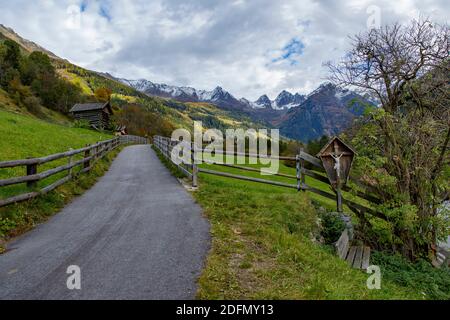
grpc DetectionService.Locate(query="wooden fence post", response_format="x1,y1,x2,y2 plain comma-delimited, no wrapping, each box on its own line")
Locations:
300,148,306,191
164,138,166,156
26,159,37,188
336,187,343,213
164,138,167,157
296,154,301,191
192,144,198,188
68,148,74,177
84,145,91,171
97,143,101,159
95,142,99,160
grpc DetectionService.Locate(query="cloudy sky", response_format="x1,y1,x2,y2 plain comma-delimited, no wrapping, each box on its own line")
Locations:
0,0,448,100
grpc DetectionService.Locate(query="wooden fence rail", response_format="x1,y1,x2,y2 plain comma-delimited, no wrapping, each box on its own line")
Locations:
153,135,383,220
120,135,149,145
0,135,147,208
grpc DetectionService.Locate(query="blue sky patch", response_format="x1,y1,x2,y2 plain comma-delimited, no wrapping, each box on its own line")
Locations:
80,0,88,12
99,2,112,21
79,1,111,21
272,38,305,65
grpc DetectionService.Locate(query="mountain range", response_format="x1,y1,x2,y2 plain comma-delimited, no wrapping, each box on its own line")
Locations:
118,78,306,111
0,23,373,142
118,78,373,141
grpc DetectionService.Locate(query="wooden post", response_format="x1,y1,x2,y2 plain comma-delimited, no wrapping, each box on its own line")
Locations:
165,139,168,158
26,159,37,188
296,154,301,192
300,148,306,191
84,145,91,170
192,144,198,188
97,143,101,159
94,142,99,160
163,139,166,156
68,148,74,177
334,142,343,212
336,187,343,213
164,139,167,158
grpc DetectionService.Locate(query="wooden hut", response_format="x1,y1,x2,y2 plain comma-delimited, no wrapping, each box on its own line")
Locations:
70,102,113,129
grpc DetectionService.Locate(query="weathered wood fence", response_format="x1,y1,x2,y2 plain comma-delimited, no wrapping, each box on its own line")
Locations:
0,135,147,208
153,135,383,220
119,135,149,145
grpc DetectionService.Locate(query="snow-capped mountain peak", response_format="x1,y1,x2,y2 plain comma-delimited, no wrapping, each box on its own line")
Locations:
275,90,293,105
252,95,272,109
119,78,306,111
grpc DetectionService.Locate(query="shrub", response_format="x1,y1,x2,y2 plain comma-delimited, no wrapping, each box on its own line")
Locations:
23,95,42,115
73,119,92,129
320,211,346,244
372,251,450,300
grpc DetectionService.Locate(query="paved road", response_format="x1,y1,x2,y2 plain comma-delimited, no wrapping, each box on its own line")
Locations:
0,145,210,300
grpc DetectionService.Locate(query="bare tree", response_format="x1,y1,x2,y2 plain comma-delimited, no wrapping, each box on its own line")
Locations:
327,19,449,260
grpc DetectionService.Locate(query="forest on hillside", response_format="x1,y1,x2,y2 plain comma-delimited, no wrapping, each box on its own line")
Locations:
0,37,176,137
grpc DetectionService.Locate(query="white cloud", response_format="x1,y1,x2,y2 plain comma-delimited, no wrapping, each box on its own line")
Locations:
0,0,448,100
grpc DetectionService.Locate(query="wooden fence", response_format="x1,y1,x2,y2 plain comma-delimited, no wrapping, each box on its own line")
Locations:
0,135,147,208
119,135,149,145
153,135,383,220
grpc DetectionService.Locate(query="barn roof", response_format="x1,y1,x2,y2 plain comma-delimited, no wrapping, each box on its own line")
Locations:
70,101,112,113
317,136,357,157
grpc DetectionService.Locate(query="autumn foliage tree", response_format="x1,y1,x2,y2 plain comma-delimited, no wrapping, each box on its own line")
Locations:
0,40,83,114
113,104,175,138
94,87,112,102
327,19,449,260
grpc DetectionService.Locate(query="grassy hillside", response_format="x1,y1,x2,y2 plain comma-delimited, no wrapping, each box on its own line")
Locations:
198,155,371,212
193,157,449,299
0,109,118,244
0,109,113,199
194,174,421,299
59,62,261,132
0,87,71,125
0,109,112,160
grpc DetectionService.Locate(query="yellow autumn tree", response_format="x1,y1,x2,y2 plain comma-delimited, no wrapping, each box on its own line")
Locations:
94,87,112,102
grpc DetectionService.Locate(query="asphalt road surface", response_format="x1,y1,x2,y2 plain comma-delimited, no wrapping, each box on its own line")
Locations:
0,145,210,300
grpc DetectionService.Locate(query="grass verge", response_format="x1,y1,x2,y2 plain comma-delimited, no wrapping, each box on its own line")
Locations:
193,174,421,299
151,145,187,179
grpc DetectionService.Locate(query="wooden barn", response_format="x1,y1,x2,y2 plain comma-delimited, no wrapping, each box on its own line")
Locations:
70,102,113,129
